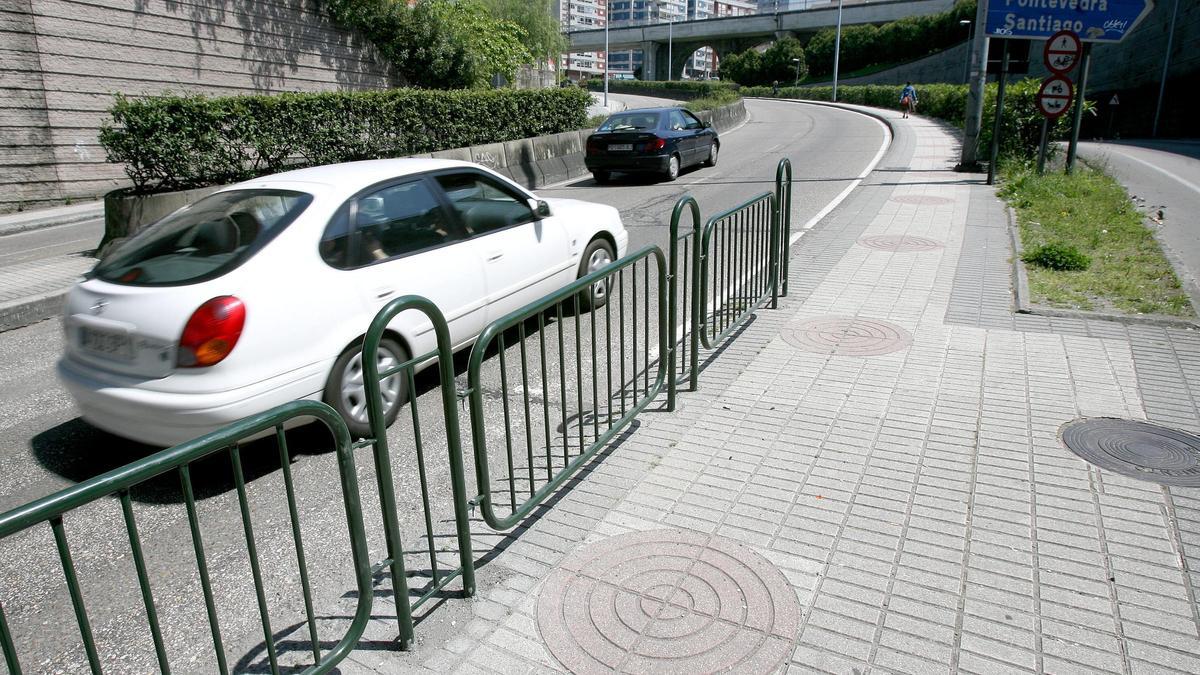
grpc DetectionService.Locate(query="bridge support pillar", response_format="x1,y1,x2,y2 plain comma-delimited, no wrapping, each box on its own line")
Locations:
640,41,659,81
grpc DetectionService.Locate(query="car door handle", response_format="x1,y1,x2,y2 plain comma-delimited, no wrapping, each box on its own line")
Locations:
486,250,504,262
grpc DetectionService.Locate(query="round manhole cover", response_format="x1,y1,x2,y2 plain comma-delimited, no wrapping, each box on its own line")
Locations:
890,195,954,206
1061,418,1200,487
781,316,912,357
858,235,944,252
536,529,799,674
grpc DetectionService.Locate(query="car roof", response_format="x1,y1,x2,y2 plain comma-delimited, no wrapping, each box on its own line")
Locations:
610,107,673,115
244,158,480,190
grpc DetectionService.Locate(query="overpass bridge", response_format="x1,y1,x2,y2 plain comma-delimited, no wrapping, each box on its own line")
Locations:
566,0,955,80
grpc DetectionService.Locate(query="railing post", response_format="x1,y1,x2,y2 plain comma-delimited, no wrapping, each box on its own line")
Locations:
775,158,793,297
667,195,701,410
769,193,780,310
689,222,703,392
364,296,477,650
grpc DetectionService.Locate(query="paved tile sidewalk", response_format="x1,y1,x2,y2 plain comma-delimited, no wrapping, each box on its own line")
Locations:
346,107,1200,674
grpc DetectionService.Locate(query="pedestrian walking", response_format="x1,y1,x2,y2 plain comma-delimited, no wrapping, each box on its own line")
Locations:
900,82,918,118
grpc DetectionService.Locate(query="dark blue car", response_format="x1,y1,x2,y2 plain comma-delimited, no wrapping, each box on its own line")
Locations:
584,107,720,183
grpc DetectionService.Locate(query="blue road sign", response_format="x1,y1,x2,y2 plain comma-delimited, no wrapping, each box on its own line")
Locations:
985,0,1154,42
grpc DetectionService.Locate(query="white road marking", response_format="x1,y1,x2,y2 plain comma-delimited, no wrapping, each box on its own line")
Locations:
790,106,891,244
1106,150,1200,196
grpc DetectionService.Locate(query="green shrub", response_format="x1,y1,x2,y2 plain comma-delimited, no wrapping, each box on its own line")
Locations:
742,80,1076,160
584,80,738,100
1023,242,1091,271
684,88,742,112
100,87,591,193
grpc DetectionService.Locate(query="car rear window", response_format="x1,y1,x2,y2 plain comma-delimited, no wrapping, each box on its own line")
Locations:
598,112,661,132
92,189,312,286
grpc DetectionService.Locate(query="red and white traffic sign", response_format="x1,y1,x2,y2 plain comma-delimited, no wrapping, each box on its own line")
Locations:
1037,75,1074,118
1044,30,1082,74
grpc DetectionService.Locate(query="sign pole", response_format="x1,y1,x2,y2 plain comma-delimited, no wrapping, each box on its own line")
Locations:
987,39,1010,186
1036,118,1049,175
959,0,990,170
1065,43,1092,174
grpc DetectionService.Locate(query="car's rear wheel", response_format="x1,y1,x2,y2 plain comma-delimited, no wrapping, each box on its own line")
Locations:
577,238,616,311
592,170,611,184
324,337,408,438
705,142,719,167
664,154,680,181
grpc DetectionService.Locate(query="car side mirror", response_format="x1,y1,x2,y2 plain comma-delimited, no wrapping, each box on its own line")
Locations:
529,198,553,219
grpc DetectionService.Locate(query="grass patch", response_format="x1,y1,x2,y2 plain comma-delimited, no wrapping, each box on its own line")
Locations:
998,161,1193,317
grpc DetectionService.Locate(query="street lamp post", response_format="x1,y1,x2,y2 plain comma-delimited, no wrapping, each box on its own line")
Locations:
960,19,973,85
603,7,609,107
832,0,844,102
791,57,802,86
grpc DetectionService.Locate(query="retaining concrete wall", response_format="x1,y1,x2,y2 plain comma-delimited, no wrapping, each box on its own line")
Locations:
2,0,396,214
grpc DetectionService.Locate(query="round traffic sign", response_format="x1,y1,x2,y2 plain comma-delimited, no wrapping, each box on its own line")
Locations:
1044,30,1082,74
1037,75,1074,118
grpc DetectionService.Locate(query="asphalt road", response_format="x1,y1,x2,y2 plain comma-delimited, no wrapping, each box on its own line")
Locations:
0,98,888,672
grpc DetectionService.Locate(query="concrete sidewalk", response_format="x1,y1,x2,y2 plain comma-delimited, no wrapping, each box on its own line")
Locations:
357,108,1200,674
0,201,102,332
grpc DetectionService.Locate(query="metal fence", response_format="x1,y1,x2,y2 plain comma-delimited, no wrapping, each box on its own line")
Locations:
0,401,373,675
0,158,795,664
697,191,781,349
467,245,669,531
361,295,477,651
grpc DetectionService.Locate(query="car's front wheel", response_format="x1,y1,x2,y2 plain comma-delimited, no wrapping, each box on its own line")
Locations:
324,337,409,438
577,238,616,311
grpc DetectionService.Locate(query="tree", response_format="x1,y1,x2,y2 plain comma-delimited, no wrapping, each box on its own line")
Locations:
762,38,807,84
322,0,532,89
719,49,763,86
479,0,567,61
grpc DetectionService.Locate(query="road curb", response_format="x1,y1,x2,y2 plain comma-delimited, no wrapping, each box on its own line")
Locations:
0,203,104,237
0,291,66,333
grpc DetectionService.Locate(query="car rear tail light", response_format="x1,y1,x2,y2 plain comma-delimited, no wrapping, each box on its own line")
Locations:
178,296,245,367
586,138,602,155
644,138,666,152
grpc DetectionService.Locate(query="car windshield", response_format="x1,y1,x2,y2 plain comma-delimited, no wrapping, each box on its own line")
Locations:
598,113,660,132
92,189,312,286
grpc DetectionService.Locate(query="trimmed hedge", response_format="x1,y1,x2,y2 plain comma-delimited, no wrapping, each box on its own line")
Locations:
743,81,1078,159
100,86,592,193
584,79,739,100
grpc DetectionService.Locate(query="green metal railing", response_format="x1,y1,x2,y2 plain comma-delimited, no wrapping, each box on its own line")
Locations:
696,191,781,350
0,158,797,665
361,295,476,650
667,195,702,404
0,401,373,675
467,245,669,531
776,158,794,297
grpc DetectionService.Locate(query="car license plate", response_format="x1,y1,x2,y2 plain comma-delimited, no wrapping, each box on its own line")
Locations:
608,143,633,152
80,326,134,362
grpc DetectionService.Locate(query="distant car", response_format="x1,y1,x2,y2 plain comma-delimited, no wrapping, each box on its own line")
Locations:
57,159,628,445
611,73,637,81
585,107,719,183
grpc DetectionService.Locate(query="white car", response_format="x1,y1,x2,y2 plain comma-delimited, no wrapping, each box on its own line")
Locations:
57,159,628,446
